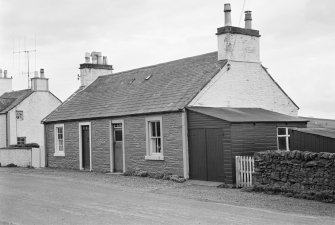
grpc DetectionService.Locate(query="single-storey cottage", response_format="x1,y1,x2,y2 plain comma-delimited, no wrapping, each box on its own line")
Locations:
43,4,307,183
0,69,62,166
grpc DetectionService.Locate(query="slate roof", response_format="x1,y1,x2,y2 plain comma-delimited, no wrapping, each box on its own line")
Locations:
187,106,308,123
44,52,227,123
292,128,335,139
0,89,34,114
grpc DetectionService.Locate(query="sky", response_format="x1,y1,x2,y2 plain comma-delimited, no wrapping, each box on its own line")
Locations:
0,0,334,119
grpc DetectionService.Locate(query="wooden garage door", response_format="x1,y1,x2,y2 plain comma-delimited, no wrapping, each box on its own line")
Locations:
189,128,224,182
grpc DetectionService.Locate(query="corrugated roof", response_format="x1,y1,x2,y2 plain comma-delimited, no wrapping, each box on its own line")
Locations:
44,52,227,123
187,106,308,123
0,89,34,114
292,128,335,139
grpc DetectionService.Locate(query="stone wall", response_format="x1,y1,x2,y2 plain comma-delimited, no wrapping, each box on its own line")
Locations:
253,150,335,203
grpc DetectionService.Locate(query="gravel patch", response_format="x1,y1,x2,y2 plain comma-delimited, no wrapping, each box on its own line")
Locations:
2,167,334,217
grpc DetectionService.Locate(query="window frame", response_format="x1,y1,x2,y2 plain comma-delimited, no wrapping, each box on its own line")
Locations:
16,110,24,120
145,116,164,160
277,127,291,151
17,137,26,145
54,124,65,157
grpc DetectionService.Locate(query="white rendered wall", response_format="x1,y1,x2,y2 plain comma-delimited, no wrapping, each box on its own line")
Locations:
0,115,6,148
189,61,298,116
80,68,112,86
217,33,260,62
0,78,12,96
8,91,61,167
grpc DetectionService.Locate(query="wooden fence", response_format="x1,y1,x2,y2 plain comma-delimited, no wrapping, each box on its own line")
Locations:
235,156,254,188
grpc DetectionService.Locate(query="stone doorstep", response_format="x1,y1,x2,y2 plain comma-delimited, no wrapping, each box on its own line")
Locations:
187,180,224,187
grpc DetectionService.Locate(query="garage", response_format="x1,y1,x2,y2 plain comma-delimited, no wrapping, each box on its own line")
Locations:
187,106,308,184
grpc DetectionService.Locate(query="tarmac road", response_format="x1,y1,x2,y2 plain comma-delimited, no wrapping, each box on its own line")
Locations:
0,169,334,225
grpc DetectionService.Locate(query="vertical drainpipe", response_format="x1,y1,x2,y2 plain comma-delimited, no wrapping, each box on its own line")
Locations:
5,113,8,147
44,123,48,167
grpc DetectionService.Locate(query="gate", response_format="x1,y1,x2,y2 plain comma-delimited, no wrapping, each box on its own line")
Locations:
235,156,254,188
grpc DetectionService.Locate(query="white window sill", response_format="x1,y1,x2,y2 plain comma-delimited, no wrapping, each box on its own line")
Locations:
145,155,164,161
54,152,65,157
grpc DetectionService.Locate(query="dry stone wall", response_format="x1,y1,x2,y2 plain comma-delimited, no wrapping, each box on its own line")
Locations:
253,150,335,203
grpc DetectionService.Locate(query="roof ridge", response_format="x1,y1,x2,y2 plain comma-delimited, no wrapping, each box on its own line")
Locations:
97,51,218,80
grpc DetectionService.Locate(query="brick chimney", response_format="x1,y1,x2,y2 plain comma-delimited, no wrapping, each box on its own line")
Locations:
0,69,13,96
79,51,113,87
216,4,260,62
31,68,49,91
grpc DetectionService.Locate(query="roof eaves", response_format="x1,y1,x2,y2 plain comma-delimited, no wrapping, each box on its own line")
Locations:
0,91,34,113
43,109,182,124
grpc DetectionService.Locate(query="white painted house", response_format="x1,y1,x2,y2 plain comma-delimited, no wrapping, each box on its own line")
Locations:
0,69,62,167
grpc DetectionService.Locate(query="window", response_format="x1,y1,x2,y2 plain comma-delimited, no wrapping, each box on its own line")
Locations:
277,127,291,151
145,117,164,160
16,110,23,120
17,137,26,145
54,124,65,156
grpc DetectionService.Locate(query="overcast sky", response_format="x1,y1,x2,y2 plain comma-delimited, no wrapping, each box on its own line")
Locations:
1,0,334,119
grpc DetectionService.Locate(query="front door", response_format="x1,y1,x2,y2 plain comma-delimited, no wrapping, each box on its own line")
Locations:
189,128,224,182
113,123,123,172
81,125,90,170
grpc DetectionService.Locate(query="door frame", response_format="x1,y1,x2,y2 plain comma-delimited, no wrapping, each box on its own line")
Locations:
79,122,92,171
110,119,125,173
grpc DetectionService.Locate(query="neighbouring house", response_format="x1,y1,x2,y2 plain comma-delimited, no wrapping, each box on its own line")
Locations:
289,128,335,153
0,69,62,167
43,4,307,183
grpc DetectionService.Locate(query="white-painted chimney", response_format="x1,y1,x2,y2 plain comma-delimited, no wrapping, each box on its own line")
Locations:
245,11,252,29
216,3,260,62
79,51,113,87
34,71,39,78
0,69,13,96
224,3,232,26
31,68,49,91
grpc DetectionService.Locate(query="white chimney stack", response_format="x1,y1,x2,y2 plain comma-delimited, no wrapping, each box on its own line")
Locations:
4,70,7,78
224,3,232,26
245,11,252,29
79,51,113,87
31,68,49,91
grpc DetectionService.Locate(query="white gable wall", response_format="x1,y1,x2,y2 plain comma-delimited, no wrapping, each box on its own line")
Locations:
8,91,61,166
0,115,6,148
189,61,298,116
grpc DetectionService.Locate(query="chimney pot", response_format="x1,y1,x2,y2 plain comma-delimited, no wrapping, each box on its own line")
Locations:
224,3,232,26
97,52,103,64
244,11,252,29
91,51,98,64
103,56,108,65
4,70,7,78
85,52,91,63
40,68,45,78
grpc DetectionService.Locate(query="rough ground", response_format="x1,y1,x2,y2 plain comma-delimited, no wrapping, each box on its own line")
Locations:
0,167,334,225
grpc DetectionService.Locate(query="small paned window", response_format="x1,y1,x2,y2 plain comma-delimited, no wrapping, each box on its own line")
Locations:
277,127,291,151
17,137,26,145
54,124,65,156
145,117,164,160
16,111,24,120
